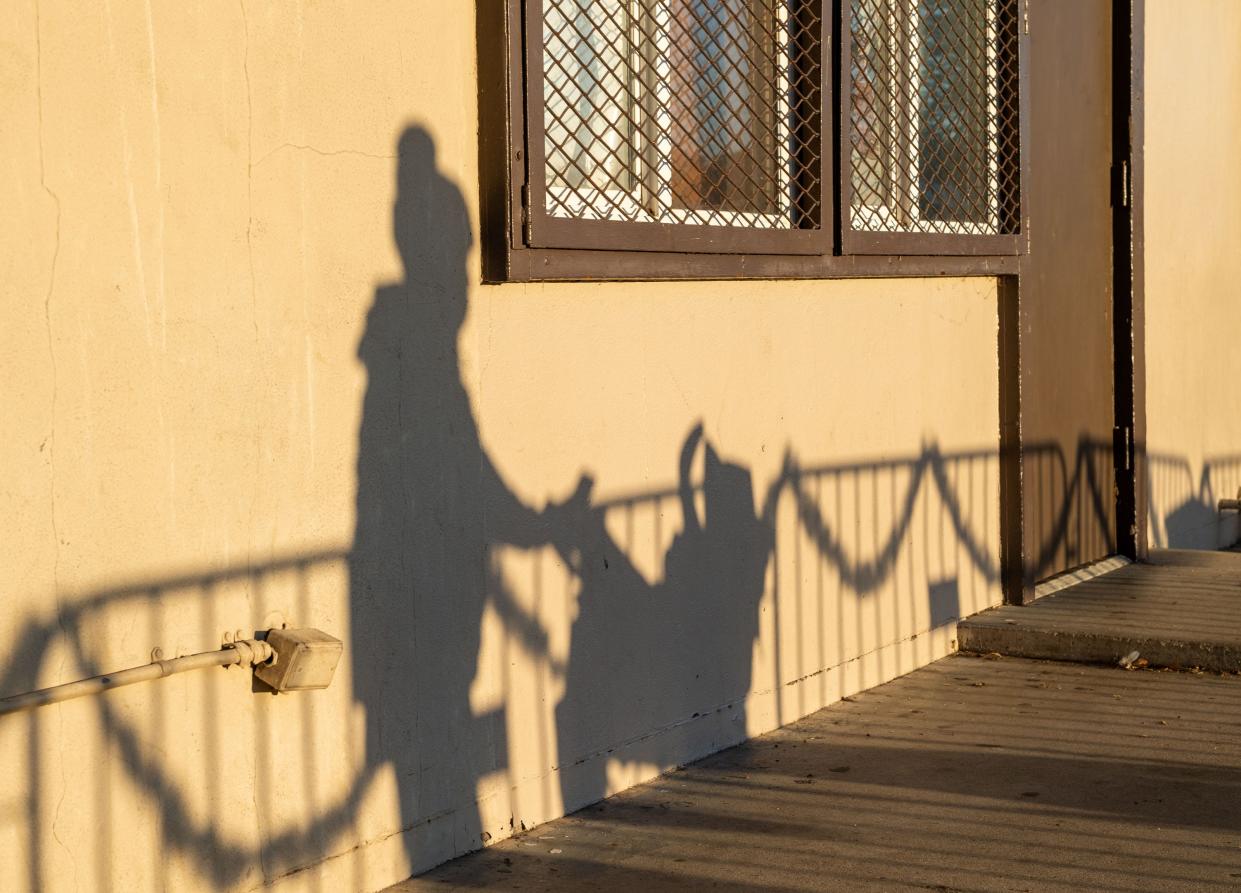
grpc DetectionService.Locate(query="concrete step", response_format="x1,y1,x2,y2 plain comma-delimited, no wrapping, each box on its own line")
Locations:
958,549,1241,672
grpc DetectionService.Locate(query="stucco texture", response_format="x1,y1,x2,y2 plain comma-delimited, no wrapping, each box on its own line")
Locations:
1144,0,1241,550
1,2,1000,891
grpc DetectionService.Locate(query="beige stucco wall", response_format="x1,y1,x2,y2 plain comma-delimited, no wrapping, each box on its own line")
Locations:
1,3,1000,892
1144,0,1241,550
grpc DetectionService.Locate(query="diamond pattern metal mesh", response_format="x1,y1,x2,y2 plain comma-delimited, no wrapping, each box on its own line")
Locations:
540,0,823,230
849,0,1020,235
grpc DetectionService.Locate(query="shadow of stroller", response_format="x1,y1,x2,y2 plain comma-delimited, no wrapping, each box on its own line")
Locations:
550,423,777,813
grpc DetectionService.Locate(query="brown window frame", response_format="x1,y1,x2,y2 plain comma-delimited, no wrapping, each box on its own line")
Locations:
477,0,1026,283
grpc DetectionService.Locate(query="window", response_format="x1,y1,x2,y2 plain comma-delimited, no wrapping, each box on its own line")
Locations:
482,0,1023,279
843,0,1021,253
527,0,828,254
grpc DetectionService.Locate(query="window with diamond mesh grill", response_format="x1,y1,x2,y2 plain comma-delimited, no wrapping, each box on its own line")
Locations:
525,0,828,254
845,0,1021,248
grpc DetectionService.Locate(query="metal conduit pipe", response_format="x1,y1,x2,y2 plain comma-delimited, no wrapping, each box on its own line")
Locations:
0,638,273,718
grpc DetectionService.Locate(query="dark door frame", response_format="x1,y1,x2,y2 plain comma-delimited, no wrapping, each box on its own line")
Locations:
1114,0,1147,566
1000,0,1146,606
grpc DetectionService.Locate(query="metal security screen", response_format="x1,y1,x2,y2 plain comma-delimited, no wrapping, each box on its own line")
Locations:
524,0,829,254
844,0,1021,252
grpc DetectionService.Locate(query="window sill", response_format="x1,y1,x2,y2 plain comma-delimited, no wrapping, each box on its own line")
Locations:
490,247,1019,284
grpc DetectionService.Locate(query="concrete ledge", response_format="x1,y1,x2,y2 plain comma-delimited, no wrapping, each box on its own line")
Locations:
958,621,1241,672
958,549,1241,672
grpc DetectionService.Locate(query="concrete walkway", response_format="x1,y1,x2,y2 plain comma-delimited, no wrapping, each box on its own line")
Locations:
392,654,1241,892
960,549,1241,671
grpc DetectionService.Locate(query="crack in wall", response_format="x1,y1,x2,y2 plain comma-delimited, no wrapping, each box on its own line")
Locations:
251,143,397,169
237,9,272,886
249,742,271,885
33,0,63,656
237,0,265,627
33,4,76,889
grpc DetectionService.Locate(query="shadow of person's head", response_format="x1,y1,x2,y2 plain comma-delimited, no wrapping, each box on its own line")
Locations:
391,125,473,333
358,125,474,373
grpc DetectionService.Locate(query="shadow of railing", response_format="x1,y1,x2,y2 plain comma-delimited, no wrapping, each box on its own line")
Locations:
1,438,1004,892
0,436,1151,891
1148,451,1241,549
539,437,1004,820
785,445,1000,591
1022,436,1117,582
0,550,382,892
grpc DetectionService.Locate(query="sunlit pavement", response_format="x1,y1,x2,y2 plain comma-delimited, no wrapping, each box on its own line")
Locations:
392,653,1241,892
